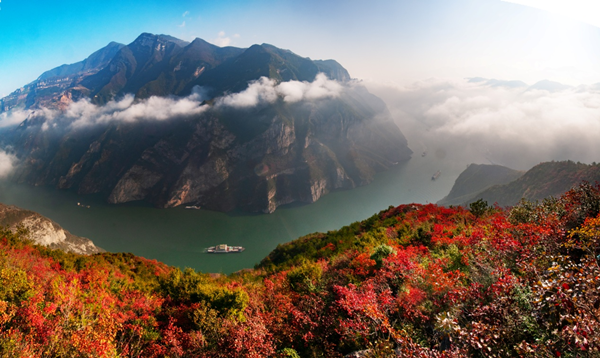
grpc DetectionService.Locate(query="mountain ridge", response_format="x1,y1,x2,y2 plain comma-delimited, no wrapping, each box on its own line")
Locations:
1,33,410,213
441,160,600,207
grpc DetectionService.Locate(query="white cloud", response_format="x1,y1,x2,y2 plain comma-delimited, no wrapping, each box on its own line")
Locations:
179,21,186,28
0,109,29,128
217,77,278,108
68,94,209,128
217,73,343,108
14,91,209,129
182,10,189,17
212,31,232,47
9,75,343,129
0,150,16,178
366,78,600,169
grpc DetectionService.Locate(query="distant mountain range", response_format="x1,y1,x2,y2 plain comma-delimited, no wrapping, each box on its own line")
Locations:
439,161,600,207
467,77,575,92
0,33,411,213
1,33,350,112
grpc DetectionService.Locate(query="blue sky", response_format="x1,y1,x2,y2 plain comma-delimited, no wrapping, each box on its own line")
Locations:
1,0,599,96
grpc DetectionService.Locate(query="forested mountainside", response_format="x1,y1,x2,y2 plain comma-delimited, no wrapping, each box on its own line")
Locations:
442,160,600,208
437,164,524,206
2,182,600,357
1,33,411,213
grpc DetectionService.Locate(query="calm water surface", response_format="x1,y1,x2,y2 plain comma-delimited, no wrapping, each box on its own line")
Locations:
0,155,465,273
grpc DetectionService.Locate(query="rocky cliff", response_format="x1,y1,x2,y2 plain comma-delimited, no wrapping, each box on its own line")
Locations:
10,87,411,213
0,203,103,254
1,33,411,213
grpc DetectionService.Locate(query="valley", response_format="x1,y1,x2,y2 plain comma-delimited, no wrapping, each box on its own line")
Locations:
0,153,461,273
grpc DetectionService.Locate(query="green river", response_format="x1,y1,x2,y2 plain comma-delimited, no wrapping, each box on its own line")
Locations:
0,155,465,273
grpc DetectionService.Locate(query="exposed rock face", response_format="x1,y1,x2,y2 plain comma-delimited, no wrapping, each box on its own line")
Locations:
0,203,103,254
9,87,411,213
2,33,412,213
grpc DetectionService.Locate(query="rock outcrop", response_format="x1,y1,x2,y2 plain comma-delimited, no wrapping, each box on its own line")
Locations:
0,203,103,254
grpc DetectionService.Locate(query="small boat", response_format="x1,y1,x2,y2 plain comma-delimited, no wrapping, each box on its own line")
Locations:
431,170,441,180
422,151,427,157
185,205,201,210
206,244,245,254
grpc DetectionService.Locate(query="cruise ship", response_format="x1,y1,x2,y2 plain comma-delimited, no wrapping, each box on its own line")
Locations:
206,244,245,254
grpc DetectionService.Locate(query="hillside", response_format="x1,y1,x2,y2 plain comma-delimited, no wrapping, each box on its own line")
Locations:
0,33,411,213
437,163,524,206
0,203,102,254
459,160,600,207
1,183,600,356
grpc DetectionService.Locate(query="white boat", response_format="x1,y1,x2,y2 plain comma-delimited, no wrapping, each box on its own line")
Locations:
206,244,245,254
185,205,201,209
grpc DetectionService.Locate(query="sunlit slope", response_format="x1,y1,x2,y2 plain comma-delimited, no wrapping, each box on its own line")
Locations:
2,183,600,356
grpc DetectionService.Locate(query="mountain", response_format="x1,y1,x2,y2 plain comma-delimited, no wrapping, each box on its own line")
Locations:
0,202,102,254
467,77,528,88
1,33,410,213
444,160,600,207
0,42,125,112
0,33,350,111
527,79,572,93
437,164,524,206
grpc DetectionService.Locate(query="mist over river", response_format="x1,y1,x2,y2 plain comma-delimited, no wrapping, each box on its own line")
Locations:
0,155,465,273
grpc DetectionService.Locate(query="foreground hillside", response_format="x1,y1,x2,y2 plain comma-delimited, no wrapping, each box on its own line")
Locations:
2,183,600,356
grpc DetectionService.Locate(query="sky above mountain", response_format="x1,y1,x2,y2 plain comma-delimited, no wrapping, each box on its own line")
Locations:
1,0,599,97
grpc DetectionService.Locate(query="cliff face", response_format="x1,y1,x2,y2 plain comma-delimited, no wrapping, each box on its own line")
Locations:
2,33,411,213
10,87,411,213
0,203,102,254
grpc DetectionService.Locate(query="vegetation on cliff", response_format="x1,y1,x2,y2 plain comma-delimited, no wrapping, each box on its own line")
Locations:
445,160,600,208
2,182,600,356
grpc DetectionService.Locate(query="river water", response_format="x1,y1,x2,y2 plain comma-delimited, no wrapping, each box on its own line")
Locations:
0,154,465,273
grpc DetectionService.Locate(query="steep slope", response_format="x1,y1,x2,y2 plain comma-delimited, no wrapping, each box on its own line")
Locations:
2,33,411,213
0,203,102,254
437,164,524,206
10,86,411,213
2,33,350,110
458,161,600,207
0,42,125,112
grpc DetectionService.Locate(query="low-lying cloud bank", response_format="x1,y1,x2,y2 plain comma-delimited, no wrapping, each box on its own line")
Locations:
0,74,345,129
366,78,600,170
0,151,16,178
216,73,342,108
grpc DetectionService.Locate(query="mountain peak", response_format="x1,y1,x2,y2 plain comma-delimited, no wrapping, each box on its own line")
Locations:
131,33,190,48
